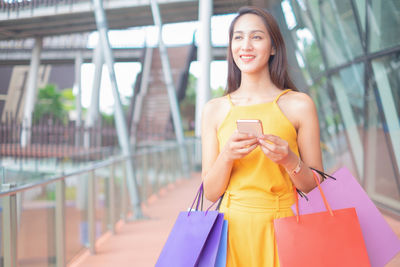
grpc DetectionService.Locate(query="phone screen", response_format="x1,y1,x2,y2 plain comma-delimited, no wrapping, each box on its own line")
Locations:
236,119,263,137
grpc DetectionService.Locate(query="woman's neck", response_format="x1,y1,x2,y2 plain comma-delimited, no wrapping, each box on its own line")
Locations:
236,69,280,97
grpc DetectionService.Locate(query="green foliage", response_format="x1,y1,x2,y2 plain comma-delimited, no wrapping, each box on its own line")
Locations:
182,73,197,106
33,84,69,124
303,41,324,76
101,112,115,126
61,88,76,112
212,86,225,98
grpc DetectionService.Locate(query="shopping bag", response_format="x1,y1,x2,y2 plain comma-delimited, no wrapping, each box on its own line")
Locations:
274,171,370,267
292,167,400,267
215,220,228,267
156,184,227,267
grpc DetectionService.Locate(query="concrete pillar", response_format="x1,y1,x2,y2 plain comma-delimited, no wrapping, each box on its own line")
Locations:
21,37,42,147
194,0,213,168
74,52,83,147
92,0,142,218
195,0,212,139
84,42,103,148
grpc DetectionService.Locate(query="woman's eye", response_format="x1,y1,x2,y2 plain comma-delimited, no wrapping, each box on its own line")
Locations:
233,36,243,40
253,36,262,40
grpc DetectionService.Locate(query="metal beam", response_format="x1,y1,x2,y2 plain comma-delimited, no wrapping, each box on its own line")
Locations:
92,0,143,219
0,0,248,41
150,0,189,175
0,46,227,65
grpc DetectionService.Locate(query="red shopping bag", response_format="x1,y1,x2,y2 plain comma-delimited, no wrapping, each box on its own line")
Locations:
293,167,400,267
274,171,370,267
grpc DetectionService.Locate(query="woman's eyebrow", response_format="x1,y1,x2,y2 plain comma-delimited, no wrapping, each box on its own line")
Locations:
233,30,265,34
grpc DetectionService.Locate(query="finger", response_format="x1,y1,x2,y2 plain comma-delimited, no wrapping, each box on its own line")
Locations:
260,146,281,161
238,138,259,147
232,132,255,141
238,143,258,154
260,134,287,145
259,144,279,155
259,139,282,153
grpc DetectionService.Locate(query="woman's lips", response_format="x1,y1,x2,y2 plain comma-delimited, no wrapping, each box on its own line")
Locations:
240,55,255,62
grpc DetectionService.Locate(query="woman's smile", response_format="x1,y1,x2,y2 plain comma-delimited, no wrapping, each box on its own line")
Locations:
240,54,256,62
231,13,274,74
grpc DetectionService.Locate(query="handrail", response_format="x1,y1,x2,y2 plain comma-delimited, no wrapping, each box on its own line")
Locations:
0,138,198,265
0,139,194,197
0,154,124,197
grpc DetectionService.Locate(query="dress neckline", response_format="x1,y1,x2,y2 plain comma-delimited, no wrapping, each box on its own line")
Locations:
227,89,291,107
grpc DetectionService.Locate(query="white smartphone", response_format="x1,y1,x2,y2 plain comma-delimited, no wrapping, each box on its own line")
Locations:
236,119,264,137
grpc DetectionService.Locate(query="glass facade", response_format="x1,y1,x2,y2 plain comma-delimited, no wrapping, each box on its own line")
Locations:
283,0,400,214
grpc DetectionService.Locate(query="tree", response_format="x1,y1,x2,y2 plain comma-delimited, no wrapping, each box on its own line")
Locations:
33,84,68,124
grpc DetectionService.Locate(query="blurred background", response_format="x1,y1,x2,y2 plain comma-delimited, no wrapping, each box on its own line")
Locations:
0,0,399,266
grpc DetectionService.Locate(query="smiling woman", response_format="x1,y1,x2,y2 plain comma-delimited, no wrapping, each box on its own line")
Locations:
201,6,323,267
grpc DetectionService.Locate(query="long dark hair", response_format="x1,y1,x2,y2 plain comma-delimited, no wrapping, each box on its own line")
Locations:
226,6,298,94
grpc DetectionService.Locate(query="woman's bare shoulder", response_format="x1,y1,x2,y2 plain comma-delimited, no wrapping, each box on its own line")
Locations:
277,90,317,129
202,96,232,129
281,90,316,112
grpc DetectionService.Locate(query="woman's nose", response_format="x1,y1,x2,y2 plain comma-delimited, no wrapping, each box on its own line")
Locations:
241,37,253,50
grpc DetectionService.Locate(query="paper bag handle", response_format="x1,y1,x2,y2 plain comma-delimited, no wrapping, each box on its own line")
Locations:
188,183,223,216
295,170,334,222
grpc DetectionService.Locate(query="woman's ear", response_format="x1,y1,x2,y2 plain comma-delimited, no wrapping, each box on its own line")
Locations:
271,46,276,55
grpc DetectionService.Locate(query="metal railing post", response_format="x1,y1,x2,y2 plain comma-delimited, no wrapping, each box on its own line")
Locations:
121,161,128,221
2,184,18,267
108,163,115,234
55,179,66,267
142,149,149,198
88,171,96,254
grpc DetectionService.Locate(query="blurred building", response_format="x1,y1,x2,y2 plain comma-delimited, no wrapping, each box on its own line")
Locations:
279,0,400,215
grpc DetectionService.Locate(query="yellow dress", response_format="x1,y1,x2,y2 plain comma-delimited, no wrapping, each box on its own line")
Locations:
218,89,298,267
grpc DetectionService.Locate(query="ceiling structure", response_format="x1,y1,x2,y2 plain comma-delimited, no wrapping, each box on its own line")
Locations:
0,0,269,41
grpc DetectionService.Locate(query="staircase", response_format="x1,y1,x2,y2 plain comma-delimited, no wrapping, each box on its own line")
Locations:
136,45,192,143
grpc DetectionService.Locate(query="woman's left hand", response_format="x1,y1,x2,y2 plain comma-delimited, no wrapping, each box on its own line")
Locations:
258,134,295,167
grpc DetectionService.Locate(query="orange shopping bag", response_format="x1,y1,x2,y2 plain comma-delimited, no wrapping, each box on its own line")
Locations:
273,171,371,267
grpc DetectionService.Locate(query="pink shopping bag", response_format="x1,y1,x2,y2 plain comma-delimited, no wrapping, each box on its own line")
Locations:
292,167,400,267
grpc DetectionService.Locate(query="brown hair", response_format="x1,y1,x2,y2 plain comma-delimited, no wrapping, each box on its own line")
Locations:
226,6,298,94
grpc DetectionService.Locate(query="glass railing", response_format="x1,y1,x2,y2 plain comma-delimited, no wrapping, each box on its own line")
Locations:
0,138,198,266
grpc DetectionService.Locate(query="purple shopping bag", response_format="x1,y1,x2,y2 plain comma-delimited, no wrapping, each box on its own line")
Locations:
292,167,400,267
156,185,226,267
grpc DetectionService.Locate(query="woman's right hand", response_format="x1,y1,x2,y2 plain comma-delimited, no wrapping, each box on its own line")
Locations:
222,131,259,162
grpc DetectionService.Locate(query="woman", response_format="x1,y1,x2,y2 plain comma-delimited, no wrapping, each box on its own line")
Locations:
201,6,323,267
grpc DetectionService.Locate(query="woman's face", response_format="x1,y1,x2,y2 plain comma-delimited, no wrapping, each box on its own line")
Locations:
231,13,274,75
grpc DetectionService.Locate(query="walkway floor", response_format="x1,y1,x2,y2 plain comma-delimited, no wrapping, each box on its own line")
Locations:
69,173,205,267
69,172,400,267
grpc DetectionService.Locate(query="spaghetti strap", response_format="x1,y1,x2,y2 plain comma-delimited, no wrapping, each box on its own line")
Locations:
227,94,234,107
273,89,291,103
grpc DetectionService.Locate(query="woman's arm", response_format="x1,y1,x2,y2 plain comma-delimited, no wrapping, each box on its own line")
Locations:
201,99,258,202
258,92,323,193
289,92,323,191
